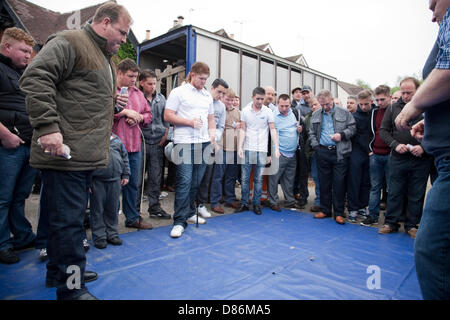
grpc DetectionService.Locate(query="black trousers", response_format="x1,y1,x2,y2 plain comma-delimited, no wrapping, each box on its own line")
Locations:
384,155,432,231
41,169,91,300
294,148,309,204
347,151,370,212
316,147,348,217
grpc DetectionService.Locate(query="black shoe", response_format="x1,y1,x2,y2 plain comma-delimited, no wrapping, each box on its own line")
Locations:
84,271,98,283
46,271,98,288
261,200,271,207
361,216,378,226
107,237,123,246
253,205,262,215
149,209,172,220
297,201,307,208
94,239,107,249
285,203,302,210
13,239,35,251
73,291,99,300
235,205,249,213
0,248,20,264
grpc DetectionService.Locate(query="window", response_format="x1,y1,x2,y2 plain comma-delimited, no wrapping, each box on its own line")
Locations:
220,46,240,96
315,75,323,93
260,59,275,88
290,69,302,93
241,52,258,106
303,71,314,90
196,35,218,89
276,64,289,96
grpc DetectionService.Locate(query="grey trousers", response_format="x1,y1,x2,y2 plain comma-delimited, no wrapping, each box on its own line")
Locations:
268,154,297,206
90,179,121,242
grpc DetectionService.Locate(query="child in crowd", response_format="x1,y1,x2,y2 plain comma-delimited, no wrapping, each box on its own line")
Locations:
90,133,130,249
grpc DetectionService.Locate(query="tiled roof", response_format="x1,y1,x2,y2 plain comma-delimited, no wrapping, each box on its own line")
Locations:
337,80,365,95
6,0,109,45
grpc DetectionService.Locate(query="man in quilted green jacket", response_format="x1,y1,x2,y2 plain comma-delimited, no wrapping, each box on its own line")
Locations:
19,3,133,300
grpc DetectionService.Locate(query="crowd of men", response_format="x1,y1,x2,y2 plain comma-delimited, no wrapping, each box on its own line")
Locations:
0,1,448,300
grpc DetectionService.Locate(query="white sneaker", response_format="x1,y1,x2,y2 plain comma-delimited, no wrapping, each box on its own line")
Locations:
187,214,206,224
170,225,185,238
197,205,211,218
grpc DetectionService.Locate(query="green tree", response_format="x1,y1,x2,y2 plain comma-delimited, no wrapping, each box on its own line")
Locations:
355,79,372,90
112,38,136,65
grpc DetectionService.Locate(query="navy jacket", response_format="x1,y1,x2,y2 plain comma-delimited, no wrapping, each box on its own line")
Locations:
351,105,373,155
0,53,33,145
92,134,130,182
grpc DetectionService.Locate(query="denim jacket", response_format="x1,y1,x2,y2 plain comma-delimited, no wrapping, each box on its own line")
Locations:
308,105,356,161
141,92,169,145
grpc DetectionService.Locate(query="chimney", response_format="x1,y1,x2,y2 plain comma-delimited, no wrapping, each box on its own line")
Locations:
177,16,184,26
173,20,178,27
145,30,150,41
230,34,235,40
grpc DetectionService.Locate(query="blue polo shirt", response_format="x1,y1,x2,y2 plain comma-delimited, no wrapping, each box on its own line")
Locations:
273,109,298,157
320,108,336,147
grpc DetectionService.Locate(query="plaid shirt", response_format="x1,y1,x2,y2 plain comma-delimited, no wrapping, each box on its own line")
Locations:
436,7,450,69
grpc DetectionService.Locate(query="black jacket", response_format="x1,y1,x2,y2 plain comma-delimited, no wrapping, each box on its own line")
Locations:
351,105,373,154
0,53,33,145
380,98,429,158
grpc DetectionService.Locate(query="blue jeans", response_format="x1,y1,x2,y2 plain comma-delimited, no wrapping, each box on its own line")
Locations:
122,151,142,226
41,169,91,300
0,145,37,251
210,151,238,207
310,154,320,206
415,156,450,299
173,143,209,229
368,154,390,219
241,151,267,207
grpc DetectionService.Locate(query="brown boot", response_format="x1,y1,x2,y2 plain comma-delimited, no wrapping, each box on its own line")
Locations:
225,201,240,209
335,216,345,225
314,212,329,219
378,224,395,234
407,227,418,239
212,206,225,214
270,205,281,212
126,217,153,230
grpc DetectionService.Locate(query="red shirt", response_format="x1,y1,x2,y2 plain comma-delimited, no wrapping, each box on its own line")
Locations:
113,86,152,153
373,107,390,155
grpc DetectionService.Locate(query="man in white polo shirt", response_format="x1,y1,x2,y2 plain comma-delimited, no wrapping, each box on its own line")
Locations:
164,62,216,238
236,87,280,215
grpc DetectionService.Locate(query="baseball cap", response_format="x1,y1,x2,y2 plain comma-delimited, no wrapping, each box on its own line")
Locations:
301,85,312,92
291,86,302,94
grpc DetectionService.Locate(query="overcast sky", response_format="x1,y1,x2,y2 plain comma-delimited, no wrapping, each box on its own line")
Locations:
27,0,438,89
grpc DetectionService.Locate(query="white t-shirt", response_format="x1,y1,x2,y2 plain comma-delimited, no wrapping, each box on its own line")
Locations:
241,104,274,152
166,83,214,144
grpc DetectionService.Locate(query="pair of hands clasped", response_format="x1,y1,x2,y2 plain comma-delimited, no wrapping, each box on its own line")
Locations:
394,102,425,158
116,94,143,127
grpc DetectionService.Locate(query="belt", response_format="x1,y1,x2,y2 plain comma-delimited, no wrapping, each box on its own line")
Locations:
320,145,336,150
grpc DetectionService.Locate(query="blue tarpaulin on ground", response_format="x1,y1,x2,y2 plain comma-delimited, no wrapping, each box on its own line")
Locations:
0,209,422,300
